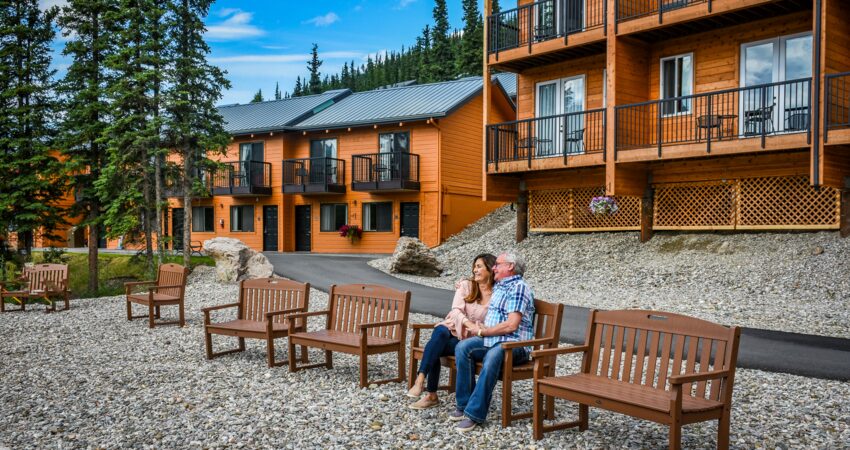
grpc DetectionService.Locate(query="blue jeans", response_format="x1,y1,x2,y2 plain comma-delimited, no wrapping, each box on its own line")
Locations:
418,325,459,393
454,336,529,423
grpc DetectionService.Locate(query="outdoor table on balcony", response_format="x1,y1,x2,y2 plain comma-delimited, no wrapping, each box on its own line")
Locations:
517,137,554,158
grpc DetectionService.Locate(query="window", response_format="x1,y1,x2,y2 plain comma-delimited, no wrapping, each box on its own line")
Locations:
310,138,337,158
363,202,392,232
192,207,214,232
230,205,254,232
660,53,693,115
320,203,347,232
379,132,410,153
239,142,264,162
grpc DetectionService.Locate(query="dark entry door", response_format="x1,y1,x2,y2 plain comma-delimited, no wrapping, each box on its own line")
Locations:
400,202,419,239
172,208,184,250
294,205,311,252
263,205,278,251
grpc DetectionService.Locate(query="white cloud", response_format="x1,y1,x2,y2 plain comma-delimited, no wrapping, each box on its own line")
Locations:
210,51,364,64
394,0,416,9
303,12,340,27
206,9,265,41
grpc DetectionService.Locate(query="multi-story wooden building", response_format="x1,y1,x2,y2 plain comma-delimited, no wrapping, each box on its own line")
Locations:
164,76,515,253
483,0,850,240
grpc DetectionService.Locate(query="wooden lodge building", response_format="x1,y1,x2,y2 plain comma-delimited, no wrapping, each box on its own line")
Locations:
161,76,515,253
482,0,850,239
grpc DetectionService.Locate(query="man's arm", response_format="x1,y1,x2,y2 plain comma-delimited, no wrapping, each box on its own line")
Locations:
475,312,521,337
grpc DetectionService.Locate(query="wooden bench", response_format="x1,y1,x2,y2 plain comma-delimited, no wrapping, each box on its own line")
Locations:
0,263,70,312
125,263,189,328
531,310,741,450
286,284,411,388
408,299,564,427
203,278,310,367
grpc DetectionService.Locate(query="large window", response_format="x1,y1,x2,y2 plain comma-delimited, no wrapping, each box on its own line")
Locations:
192,207,214,232
320,203,347,232
239,142,264,162
363,202,392,232
310,138,337,158
230,205,254,232
379,132,410,153
660,53,693,115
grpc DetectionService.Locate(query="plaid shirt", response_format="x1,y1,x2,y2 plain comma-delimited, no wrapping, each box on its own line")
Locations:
483,275,535,356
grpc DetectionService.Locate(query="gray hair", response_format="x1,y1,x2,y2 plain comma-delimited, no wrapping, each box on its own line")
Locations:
501,252,526,276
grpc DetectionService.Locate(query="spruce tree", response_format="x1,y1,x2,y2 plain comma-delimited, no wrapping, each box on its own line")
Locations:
457,0,483,76
307,43,322,95
274,82,281,100
251,88,263,103
0,1,64,256
430,0,452,81
58,0,119,293
492,0,501,14
418,25,432,83
165,0,230,267
293,76,302,96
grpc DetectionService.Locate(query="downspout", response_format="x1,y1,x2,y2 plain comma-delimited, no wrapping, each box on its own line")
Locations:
428,118,443,245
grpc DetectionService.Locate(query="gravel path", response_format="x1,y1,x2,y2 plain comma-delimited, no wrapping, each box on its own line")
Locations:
370,206,850,339
1,266,848,449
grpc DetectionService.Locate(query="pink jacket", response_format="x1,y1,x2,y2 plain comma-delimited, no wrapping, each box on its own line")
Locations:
439,279,490,339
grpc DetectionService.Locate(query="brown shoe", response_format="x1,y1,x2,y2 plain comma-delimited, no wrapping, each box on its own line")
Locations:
406,383,424,398
408,395,440,410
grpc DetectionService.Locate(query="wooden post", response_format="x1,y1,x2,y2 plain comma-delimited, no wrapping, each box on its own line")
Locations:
841,188,850,238
516,188,529,243
640,186,654,243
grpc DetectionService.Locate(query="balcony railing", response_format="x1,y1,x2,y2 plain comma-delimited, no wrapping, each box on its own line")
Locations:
210,161,272,196
616,0,705,23
282,157,346,194
825,72,850,142
351,152,420,192
487,108,606,169
488,0,605,56
615,78,811,156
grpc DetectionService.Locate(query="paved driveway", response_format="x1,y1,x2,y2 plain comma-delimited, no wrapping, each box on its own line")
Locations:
265,252,850,381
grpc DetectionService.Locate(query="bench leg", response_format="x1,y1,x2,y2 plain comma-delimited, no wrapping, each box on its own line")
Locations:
501,377,514,427
300,345,308,363
407,354,418,389
148,302,155,328
266,337,290,367
205,332,245,360
359,351,369,388
718,409,731,450
397,346,406,384
533,382,544,440
126,300,132,320
546,394,555,420
669,421,682,450
579,404,588,431
178,301,185,327
325,350,333,369
447,365,456,392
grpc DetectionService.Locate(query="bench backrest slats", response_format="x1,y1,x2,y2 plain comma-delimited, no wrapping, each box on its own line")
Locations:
239,278,310,324
584,310,740,403
531,300,564,350
328,284,410,340
24,264,68,292
155,263,187,297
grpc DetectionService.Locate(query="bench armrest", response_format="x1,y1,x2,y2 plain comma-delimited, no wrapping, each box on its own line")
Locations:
500,337,554,350
201,302,240,313
669,369,730,385
409,322,441,329
360,319,405,331
531,345,590,359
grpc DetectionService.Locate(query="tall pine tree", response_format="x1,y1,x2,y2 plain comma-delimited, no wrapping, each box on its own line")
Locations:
165,0,230,267
457,0,482,76
274,82,281,100
251,88,263,102
58,0,118,293
429,0,452,81
307,43,322,95
0,1,64,257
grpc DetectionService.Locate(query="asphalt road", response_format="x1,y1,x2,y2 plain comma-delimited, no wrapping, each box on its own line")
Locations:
265,252,850,381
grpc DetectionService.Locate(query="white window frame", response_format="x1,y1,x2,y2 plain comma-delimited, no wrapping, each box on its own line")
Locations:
659,52,694,117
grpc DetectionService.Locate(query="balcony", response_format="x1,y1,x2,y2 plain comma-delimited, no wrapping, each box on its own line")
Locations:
282,157,346,194
487,108,606,173
487,0,606,71
351,152,420,192
210,161,272,196
825,72,850,145
615,78,811,161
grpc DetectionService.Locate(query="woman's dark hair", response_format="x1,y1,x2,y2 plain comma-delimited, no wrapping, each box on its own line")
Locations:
464,253,496,303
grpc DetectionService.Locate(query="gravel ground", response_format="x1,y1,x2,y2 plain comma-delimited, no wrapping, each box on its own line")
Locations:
1,266,848,449
370,205,850,339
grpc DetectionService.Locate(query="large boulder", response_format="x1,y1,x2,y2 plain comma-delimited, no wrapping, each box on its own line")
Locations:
389,237,443,277
202,237,274,283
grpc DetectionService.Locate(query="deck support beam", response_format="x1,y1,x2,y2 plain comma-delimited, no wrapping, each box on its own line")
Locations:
640,185,655,243
841,187,850,238
516,184,528,243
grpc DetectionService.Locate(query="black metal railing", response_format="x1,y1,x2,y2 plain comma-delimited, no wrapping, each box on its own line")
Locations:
488,0,605,55
615,78,811,156
616,0,706,23
282,157,346,193
487,108,606,169
825,72,850,142
352,152,420,186
209,160,271,195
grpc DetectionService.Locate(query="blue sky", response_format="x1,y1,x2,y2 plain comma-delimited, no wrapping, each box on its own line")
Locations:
43,0,484,106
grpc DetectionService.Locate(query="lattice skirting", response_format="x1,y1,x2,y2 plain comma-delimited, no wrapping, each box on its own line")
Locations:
529,187,641,231
654,175,840,230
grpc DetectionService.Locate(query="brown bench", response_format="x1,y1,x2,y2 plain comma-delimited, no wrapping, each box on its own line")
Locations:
408,299,564,427
203,278,310,367
286,284,411,388
532,309,741,450
125,263,188,328
0,263,70,312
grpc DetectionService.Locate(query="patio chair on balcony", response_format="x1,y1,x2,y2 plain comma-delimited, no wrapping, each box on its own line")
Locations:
697,114,722,141
564,128,585,155
744,103,776,136
785,108,810,132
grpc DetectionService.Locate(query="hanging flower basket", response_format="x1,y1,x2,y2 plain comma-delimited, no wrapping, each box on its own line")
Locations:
588,196,619,217
338,224,363,243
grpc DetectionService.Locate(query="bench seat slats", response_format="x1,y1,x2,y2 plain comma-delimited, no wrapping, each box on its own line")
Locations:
538,373,724,414
127,293,180,303
290,329,400,348
207,319,291,334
